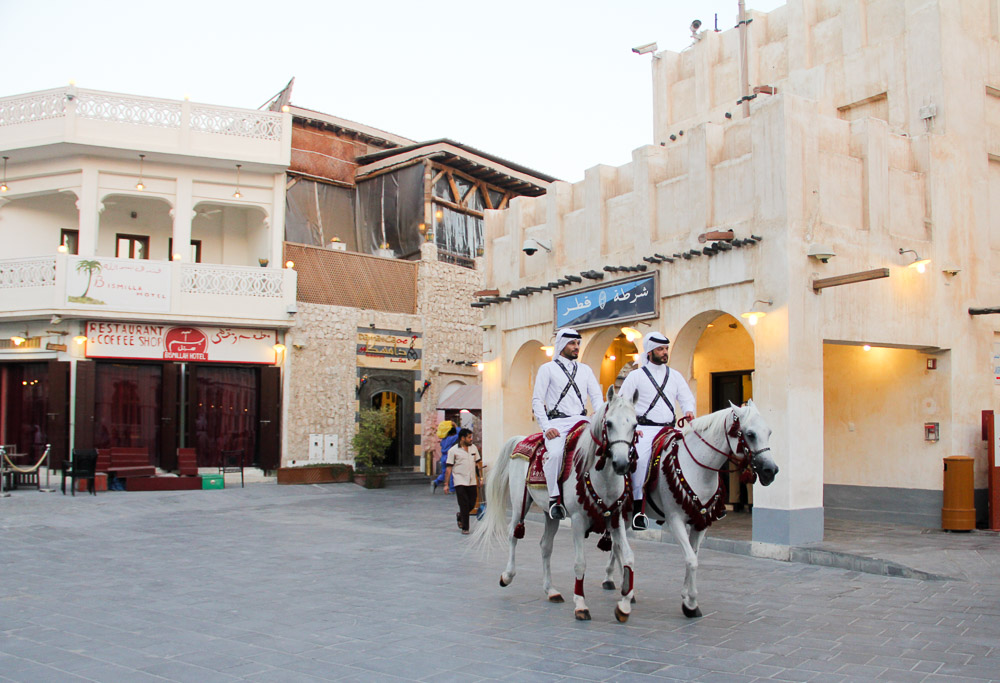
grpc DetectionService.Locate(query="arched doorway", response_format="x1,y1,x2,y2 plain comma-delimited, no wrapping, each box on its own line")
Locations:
681,311,756,509
99,194,173,260
371,390,402,467
503,340,546,437
580,326,639,394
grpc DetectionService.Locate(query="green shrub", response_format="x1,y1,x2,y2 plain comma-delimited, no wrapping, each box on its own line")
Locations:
351,408,393,472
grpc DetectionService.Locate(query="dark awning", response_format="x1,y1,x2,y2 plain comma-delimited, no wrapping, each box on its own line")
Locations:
436,385,482,411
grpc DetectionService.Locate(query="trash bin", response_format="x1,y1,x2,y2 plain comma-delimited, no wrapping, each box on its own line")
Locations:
942,456,975,531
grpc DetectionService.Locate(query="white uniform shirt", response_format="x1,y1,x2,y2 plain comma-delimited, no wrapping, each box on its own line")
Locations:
619,363,695,425
531,356,603,431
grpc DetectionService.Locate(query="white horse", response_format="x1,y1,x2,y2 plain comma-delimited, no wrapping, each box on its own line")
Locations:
607,399,778,618
473,385,638,622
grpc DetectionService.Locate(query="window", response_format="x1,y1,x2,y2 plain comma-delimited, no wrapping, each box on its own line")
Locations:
60,229,79,255
168,238,202,263
116,234,149,259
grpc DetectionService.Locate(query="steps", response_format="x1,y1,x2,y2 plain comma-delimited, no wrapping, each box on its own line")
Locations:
384,468,431,487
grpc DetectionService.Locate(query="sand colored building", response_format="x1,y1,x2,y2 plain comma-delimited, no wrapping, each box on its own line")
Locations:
480,0,1000,544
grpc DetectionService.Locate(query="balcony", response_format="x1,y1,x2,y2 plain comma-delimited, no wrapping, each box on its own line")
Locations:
0,87,291,167
0,254,297,327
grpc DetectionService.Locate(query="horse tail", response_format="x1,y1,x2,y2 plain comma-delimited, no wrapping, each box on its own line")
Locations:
470,436,520,554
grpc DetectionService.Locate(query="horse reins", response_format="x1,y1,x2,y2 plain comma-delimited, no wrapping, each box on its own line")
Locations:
591,419,638,473
682,410,767,483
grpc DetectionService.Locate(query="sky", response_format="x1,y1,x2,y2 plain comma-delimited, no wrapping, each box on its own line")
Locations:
1,0,786,182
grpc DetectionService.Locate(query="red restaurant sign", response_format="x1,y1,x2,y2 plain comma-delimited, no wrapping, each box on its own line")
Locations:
84,322,278,364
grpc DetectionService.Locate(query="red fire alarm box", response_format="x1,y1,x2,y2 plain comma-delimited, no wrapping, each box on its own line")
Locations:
927,358,937,370
924,423,939,442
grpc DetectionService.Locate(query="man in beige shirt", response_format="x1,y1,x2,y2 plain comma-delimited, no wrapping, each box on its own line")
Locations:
444,428,482,534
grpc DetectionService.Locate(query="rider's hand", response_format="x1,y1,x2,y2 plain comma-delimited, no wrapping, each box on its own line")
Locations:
684,412,695,423
544,428,559,439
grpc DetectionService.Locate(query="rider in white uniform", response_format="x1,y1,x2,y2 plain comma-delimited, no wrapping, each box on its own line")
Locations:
618,332,695,530
531,328,603,520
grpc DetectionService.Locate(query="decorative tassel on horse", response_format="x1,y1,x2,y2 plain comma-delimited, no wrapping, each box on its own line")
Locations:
597,531,613,551
513,522,525,539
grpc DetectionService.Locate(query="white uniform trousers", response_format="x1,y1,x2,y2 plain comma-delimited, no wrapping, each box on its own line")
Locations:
542,416,585,499
630,427,663,500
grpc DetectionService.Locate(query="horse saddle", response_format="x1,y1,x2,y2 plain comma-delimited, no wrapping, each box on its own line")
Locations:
643,425,683,495
511,421,588,489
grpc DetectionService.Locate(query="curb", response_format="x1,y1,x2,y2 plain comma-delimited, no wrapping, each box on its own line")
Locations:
628,527,955,581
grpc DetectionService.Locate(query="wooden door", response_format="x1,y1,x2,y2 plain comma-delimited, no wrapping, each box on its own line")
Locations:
46,360,70,470
159,363,179,470
259,366,281,471
74,361,96,451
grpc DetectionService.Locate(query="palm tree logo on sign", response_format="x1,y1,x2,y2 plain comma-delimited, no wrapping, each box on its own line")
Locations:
68,259,106,305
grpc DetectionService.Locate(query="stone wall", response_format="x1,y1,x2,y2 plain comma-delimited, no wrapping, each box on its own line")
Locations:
282,243,484,468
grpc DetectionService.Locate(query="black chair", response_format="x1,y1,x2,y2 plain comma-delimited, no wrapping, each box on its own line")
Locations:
219,450,244,488
62,449,99,496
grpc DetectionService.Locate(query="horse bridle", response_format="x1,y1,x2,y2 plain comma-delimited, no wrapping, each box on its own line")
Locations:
590,417,639,473
685,409,769,483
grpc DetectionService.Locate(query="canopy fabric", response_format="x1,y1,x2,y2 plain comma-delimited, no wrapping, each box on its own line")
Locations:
436,385,482,411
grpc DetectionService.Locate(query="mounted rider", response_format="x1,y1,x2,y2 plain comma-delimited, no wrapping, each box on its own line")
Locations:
531,328,603,521
619,331,695,530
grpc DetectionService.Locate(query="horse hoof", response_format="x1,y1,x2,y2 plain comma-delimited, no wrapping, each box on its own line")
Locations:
499,576,510,588
681,603,702,618
631,596,637,605
548,593,564,603
614,606,629,623
575,609,591,621
602,580,616,591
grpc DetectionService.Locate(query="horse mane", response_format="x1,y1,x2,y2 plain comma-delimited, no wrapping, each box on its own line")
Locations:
573,400,606,473
684,406,731,436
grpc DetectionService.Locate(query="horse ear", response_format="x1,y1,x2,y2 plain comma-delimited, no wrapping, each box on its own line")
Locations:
606,384,615,403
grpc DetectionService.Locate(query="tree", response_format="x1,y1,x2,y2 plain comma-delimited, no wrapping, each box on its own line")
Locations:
351,408,393,473
75,260,102,298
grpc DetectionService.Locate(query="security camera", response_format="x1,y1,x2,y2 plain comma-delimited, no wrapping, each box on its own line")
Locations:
690,19,702,32
522,238,552,256
479,320,496,331
807,244,836,263
631,42,658,55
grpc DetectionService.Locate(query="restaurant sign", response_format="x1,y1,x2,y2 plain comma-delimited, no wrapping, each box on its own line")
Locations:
356,329,422,370
84,322,277,364
66,257,171,312
554,273,658,331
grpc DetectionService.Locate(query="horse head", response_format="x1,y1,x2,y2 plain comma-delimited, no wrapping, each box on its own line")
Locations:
601,384,638,476
732,399,779,486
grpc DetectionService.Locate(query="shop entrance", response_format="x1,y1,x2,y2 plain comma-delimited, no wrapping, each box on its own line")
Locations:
0,361,69,467
358,370,414,467
188,365,259,469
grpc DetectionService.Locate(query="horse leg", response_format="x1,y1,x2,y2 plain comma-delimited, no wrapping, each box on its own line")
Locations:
540,515,564,602
666,514,702,618
610,524,635,623
570,515,590,620
602,544,619,591
499,519,518,588
682,526,708,615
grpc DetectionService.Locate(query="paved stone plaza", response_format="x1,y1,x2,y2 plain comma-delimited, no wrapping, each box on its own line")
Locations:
1,482,998,682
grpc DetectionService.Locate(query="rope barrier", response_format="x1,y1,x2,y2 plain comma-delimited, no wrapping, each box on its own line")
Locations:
1,449,49,474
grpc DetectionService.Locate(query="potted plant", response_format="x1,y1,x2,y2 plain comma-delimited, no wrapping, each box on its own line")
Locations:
351,408,393,488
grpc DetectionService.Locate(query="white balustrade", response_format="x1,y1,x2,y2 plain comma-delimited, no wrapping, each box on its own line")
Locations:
181,264,285,298
190,105,282,141
75,91,182,129
0,257,57,288
0,89,67,127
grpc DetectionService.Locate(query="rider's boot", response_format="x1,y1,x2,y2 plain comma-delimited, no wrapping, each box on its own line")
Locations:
548,497,566,520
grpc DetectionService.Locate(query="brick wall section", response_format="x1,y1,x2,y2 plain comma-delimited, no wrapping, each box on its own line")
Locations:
289,122,368,184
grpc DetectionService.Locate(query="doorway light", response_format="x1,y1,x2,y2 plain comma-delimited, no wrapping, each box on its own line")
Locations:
899,248,930,273
540,345,554,357
621,327,641,343
740,299,773,326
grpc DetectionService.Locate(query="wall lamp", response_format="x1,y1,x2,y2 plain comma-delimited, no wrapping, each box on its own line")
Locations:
899,248,930,273
1,156,9,193
10,328,29,346
135,154,146,191
419,379,431,398
807,244,836,263
540,345,554,358
740,299,773,326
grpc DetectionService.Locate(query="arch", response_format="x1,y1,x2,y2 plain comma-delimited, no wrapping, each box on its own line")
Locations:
371,389,403,467
192,201,269,266
580,325,638,393
98,193,174,260
503,339,546,437
437,379,467,405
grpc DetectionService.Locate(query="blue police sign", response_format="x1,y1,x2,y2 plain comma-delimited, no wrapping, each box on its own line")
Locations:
554,274,657,330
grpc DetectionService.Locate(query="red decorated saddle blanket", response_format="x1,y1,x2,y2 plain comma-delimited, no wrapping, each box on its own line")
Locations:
511,421,589,489
646,426,682,491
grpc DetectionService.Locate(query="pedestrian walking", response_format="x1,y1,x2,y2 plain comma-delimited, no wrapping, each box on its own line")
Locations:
444,428,481,534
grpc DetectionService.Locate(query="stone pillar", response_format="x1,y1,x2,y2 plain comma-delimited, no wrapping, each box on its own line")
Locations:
76,166,99,257
749,94,825,545
171,174,193,261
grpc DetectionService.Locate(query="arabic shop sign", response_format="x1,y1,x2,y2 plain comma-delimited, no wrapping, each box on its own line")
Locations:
84,322,278,364
66,257,171,312
356,329,422,370
554,274,658,330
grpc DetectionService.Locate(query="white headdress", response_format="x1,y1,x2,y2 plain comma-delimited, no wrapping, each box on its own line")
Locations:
554,328,582,359
639,331,670,368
